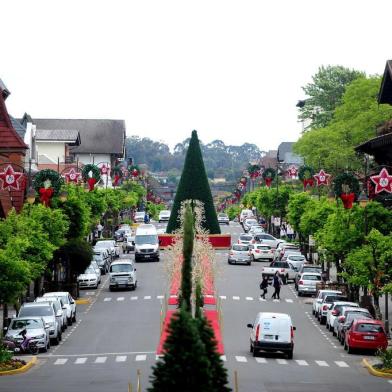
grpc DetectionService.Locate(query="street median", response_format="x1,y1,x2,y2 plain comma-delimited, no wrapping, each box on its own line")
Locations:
0,356,37,376
362,358,392,378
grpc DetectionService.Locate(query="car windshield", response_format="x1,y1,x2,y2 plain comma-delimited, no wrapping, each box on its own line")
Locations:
93,255,103,261
111,264,133,273
260,235,274,240
232,245,248,251
135,235,158,245
84,267,96,274
346,312,370,322
240,236,252,241
325,296,347,303
135,212,145,217
246,219,257,224
303,267,322,273
95,241,112,247
356,323,384,333
271,262,288,268
10,319,43,330
19,306,54,317
258,246,270,250
302,274,321,280
288,256,304,261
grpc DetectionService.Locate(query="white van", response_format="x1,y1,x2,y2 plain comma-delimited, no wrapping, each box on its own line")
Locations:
134,224,160,262
240,209,254,224
109,259,137,291
247,312,295,359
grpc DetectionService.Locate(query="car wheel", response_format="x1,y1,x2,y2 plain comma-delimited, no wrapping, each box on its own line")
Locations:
67,317,72,326
251,255,255,262
252,347,258,357
134,281,137,289
247,262,251,266
282,276,287,285
250,342,253,353
109,287,114,292
347,344,354,354
287,350,293,359
52,336,59,346
298,292,302,297
343,340,348,351
228,260,232,265
59,332,62,341
72,312,76,323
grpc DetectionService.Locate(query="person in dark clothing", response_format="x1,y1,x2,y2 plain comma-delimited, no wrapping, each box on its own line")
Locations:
260,276,269,299
272,271,282,300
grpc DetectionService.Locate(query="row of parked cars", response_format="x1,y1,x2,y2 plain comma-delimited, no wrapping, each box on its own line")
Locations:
3,292,77,352
312,289,388,353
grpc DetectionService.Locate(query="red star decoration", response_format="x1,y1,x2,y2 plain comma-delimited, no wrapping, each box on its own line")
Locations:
313,169,331,186
0,165,23,191
287,165,298,177
370,168,392,194
64,168,82,183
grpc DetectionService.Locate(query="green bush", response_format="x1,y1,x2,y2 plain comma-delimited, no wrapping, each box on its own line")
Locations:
0,343,12,363
377,348,392,369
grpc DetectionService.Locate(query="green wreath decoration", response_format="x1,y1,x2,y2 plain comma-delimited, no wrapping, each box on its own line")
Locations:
262,168,276,180
33,169,63,195
112,166,123,177
82,164,101,181
298,165,315,181
248,164,260,174
128,165,140,177
333,172,360,197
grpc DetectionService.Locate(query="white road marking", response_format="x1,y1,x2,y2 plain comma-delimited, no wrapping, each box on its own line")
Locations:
255,357,267,364
135,354,147,361
285,299,293,303
233,296,240,300
388,380,392,385
220,355,227,362
95,357,107,363
116,356,127,362
54,358,68,365
273,299,280,302
276,359,287,365
259,298,266,302
245,297,254,301
157,295,164,299
156,355,163,361
85,292,95,295
117,297,124,301
219,296,227,300
75,357,87,364
315,360,329,367
235,356,247,363
334,361,349,367
296,360,308,366
144,296,151,300
104,298,111,302
130,296,138,300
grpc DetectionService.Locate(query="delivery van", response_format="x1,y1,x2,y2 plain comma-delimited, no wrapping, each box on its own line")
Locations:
109,259,137,291
134,224,160,262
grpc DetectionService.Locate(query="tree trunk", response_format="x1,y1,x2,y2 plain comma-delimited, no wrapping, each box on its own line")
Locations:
374,294,382,320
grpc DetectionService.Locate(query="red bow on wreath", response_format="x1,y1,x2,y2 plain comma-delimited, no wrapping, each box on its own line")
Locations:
39,187,54,207
87,178,96,191
113,174,120,186
265,177,273,187
340,193,355,209
303,178,314,189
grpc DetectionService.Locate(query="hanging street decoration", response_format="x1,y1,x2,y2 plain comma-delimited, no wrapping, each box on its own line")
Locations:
128,165,140,178
370,167,392,194
112,166,123,187
262,168,276,188
0,164,24,191
248,164,261,179
99,163,110,175
33,169,63,206
82,164,101,191
313,169,331,187
286,165,298,178
298,165,315,189
63,168,82,183
333,172,360,209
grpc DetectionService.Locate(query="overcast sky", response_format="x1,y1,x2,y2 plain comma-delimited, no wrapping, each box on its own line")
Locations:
2,0,391,151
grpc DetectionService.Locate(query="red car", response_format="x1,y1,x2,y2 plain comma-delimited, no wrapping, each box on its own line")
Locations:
344,319,388,354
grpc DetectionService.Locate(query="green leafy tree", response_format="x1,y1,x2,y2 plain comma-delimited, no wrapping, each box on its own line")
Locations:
287,192,313,245
225,205,241,221
298,65,364,129
60,238,93,280
167,131,220,234
61,197,91,239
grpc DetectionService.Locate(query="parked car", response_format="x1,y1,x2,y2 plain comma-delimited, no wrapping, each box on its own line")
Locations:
134,224,160,262
286,254,306,270
247,312,296,359
43,292,76,325
295,264,323,290
109,259,137,291
253,233,280,249
114,228,129,242
228,244,251,265
122,233,135,253
337,308,373,344
318,294,348,324
35,296,67,332
281,250,302,261
297,272,323,296
312,290,342,317
243,218,259,232
248,226,264,235
344,319,388,353
240,209,254,224
250,244,274,261
134,211,146,223
326,301,359,333
3,317,50,353
238,234,253,245
93,251,110,274
261,261,296,284
78,266,99,289
95,240,120,258
217,213,230,225
276,244,301,261
18,302,62,345
158,210,171,223
89,260,102,283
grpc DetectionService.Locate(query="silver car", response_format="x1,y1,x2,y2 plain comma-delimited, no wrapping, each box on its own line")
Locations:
44,292,76,326
4,317,50,352
228,244,251,265
297,272,322,296
95,240,120,258
35,297,67,331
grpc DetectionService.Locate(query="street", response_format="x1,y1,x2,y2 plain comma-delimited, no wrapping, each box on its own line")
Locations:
1,222,391,392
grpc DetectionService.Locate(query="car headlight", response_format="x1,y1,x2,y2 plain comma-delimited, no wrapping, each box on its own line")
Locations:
35,334,45,339
48,322,55,327
128,277,133,282
110,277,115,282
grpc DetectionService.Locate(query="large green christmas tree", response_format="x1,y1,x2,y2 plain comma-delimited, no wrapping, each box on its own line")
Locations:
166,130,220,234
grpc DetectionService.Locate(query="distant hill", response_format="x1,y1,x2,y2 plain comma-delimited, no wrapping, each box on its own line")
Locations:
125,136,263,182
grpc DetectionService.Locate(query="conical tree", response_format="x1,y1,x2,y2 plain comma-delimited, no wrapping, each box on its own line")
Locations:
149,306,213,392
167,130,220,234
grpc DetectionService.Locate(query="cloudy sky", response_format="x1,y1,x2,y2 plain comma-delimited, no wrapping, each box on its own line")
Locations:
2,0,391,151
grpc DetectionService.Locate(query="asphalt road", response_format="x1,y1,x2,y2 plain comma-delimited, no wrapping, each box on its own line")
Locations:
1,222,392,392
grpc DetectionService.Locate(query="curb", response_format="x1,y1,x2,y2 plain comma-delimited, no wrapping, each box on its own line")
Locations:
75,298,91,305
0,356,37,376
362,358,392,378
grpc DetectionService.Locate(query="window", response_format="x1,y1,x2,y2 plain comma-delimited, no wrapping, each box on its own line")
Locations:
11,319,43,330
232,245,249,251
135,235,158,245
19,306,54,317
111,264,133,273
302,275,321,281
356,323,384,333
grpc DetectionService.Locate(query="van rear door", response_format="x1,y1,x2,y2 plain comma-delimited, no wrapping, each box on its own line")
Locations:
260,317,290,343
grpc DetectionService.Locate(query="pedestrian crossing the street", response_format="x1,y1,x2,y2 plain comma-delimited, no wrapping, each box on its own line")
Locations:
49,353,352,369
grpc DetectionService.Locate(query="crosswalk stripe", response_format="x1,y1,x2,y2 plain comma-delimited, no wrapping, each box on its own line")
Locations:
273,299,280,303
130,296,138,300
144,296,151,300
116,356,127,362
276,359,287,365
220,355,227,362
315,360,329,367
245,297,254,301
157,295,164,299
75,358,87,364
54,358,68,365
156,355,163,361
334,361,349,367
285,299,293,303
233,296,240,300
135,355,147,361
117,297,124,301
259,298,266,302
95,357,107,363
235,356,247,363
295,360,308,366
103,298,111,302
255,357,267,364
219,296,227,300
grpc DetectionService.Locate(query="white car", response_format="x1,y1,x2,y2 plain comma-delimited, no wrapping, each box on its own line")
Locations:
35,296,67,332
237,234,253,245
243,218,259,232
109,259,137,291
134,211,146,223
253,233,280,249
297,272,322,296
247,312,295,359
158,210,171,222
240,209,254,224
248,225,264,235
326,301,359,332
89,261,102,283
250,244,274,261
312,290,342,318
78,267,99,289
286,254,306,270
95,240,119,258
217,213,230,225
44,292,76,326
